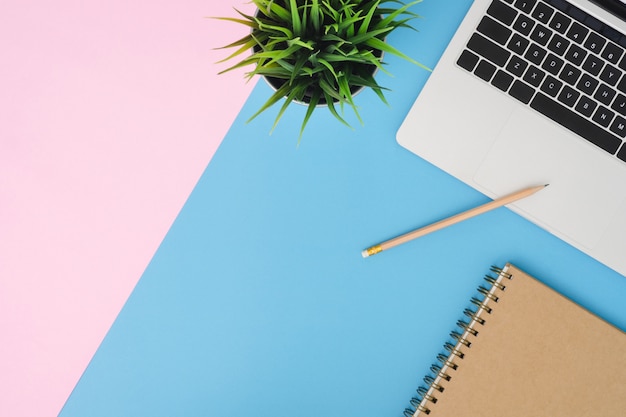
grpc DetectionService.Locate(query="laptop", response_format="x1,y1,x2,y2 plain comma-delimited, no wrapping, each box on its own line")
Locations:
397,0,626,276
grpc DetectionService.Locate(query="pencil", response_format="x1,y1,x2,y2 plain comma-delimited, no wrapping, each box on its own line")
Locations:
361,184,548,258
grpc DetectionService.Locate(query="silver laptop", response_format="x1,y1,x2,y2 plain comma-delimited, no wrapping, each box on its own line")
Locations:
397,0,626,276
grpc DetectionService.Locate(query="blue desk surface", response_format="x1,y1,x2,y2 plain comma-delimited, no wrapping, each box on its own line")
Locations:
60,1,626,416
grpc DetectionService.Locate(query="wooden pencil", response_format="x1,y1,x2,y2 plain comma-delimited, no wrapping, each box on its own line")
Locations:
362,184,548,258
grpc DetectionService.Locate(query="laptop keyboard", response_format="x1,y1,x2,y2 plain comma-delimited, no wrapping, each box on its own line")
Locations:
457,0,626,163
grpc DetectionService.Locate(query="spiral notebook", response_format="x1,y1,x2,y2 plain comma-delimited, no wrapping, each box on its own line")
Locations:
404,263,626,417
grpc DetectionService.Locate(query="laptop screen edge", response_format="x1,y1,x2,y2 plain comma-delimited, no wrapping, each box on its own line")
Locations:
592,0,626,19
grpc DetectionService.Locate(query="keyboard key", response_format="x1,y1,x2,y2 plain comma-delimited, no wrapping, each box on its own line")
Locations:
532,2,554,24
506,55,529,77
492,70,514,91
549,11,571,34
530,24,553,46
578,73,599,95
618,50,626,70
508,33,530,55
582,54,604,76
564,43,587,65
617,76,626,94
541,75,563,97
559,63,581,85
576,95,598,117
610,116,626,137
584,32,607,55
618,144,626,162
566,21,589,44
514,0,537,14
547,33,570,55
557,85,579,106
611,93,626,115
524,65,546,87
531,92,622,154
487,0,518,26
599,64,622,86
477,15,513,45
457,50,480,71
525,43,547,65
542,53,564,75
594,84,616,105
509,79,535,103
601,42,624,64
467,33,511,67
592,106,615,128
475,60,497,81
513,13,535,36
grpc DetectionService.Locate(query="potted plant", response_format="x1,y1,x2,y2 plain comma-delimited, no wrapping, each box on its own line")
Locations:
215,0,426,138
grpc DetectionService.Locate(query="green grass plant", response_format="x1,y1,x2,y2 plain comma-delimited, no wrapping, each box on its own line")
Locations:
215,0,425,138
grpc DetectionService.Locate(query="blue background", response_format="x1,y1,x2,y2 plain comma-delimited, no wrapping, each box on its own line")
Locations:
60,1,626,416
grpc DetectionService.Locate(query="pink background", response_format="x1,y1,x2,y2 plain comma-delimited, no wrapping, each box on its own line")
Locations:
0,1,255,416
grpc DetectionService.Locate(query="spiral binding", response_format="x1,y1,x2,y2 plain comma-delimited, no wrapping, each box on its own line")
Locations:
403,266,512,417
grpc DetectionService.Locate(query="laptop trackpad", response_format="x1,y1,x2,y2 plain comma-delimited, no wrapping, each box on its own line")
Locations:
473,109,626,249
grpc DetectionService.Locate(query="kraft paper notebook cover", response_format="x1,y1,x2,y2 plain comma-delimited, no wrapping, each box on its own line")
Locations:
404,263,626,417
